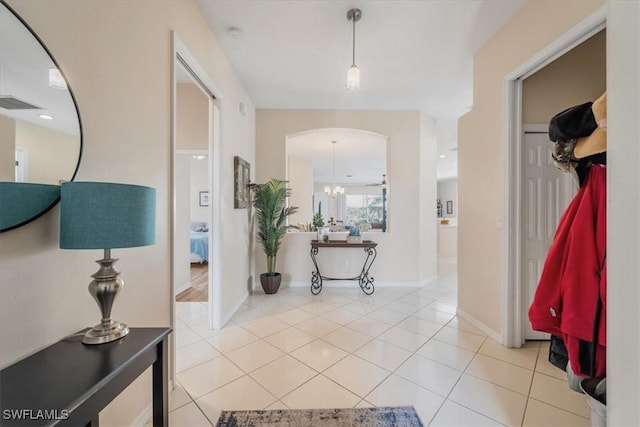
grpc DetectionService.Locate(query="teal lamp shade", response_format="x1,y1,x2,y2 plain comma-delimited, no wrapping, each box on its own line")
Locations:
59,181,155,345
60,182,155,249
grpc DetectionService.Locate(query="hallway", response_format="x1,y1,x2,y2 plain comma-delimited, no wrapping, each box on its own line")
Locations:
166,266,590,426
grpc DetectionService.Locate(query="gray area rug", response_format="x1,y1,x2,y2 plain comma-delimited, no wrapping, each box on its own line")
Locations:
216,406,423,427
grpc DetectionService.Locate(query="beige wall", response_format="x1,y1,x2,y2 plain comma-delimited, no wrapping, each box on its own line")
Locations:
523,30,606,124
0,1,255,425
0,116,78,184
457,0,605,334
256,109,438,287
0,115,16,181
15,119,79,184
176,82,208,151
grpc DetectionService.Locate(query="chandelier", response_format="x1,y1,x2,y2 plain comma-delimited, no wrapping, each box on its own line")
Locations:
325,140,344,197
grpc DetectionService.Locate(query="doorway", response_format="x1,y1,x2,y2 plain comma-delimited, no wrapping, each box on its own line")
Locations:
521,126,577,339
436,178,458,277
15,148,25,182
171,34,224,384
503,16,606,347
174,150,210,303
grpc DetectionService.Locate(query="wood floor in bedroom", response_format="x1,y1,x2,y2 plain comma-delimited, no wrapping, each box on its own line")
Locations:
176,263,208,302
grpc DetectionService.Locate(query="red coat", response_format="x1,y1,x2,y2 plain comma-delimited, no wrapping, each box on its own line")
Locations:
529,165,606,378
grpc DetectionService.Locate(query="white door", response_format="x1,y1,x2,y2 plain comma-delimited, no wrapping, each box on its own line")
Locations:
523,127,576,339
15,148,25,182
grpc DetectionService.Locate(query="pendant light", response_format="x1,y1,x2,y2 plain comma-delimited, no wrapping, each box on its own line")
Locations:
324,141,344,197
346,8,362,90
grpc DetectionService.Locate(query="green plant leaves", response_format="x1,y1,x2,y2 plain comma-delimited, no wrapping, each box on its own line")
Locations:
249,179,298,275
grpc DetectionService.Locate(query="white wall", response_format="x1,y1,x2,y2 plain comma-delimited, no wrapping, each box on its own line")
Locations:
438,224,457,257
280,231,402,287
287,156,313,227
174,154,191,293
608,1,640,424
0,1,255,425
437,178,457,218
189,156,209,224
256,109,438,288
419,113,438,280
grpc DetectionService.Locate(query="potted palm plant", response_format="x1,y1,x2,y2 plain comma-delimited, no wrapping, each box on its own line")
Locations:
249,178,298,294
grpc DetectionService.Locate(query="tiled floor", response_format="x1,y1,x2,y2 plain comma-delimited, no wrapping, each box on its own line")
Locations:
161,260,591,426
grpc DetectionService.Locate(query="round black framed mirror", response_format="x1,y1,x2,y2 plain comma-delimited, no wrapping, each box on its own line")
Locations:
0,0,83,232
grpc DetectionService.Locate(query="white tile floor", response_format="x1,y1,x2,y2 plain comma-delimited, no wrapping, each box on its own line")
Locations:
161,261,591,426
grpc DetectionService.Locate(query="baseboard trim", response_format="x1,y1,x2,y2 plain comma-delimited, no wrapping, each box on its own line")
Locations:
174,283,190,296
456,308,502,344
132,403,152,427
219,291,249,328
132,380,176,426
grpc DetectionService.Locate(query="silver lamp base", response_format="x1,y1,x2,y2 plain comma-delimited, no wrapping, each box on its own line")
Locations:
84,320,130,345
83,249,130,345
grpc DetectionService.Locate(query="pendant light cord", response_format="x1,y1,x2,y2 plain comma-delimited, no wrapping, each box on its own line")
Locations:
352,16,356,67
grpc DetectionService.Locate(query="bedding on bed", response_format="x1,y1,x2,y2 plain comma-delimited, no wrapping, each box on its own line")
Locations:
190,231,208,263
190,222,209,263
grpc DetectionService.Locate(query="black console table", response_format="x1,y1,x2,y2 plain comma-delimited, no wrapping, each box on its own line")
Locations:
0,327,172,427
310,239,377,295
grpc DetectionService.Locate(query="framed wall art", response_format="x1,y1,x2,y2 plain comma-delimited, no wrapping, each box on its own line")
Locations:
446,200,453,215
234,156,250,209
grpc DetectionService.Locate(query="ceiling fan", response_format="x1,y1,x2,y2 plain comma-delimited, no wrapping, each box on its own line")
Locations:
366,174,387,187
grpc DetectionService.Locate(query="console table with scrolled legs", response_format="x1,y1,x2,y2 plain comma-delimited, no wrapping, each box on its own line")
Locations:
310,239,378,295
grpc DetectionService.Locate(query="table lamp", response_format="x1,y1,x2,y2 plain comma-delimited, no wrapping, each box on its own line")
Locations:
60,182,156,345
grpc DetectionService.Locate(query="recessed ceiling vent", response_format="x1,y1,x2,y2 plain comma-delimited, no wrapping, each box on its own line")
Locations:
0,96,42,110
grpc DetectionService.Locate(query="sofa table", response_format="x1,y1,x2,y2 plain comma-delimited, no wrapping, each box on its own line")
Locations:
310,239,377,295
0,327,172,426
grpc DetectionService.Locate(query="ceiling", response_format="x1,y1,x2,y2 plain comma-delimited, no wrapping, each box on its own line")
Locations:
197,0,525,180
287,128,386,186
0,3,79,136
